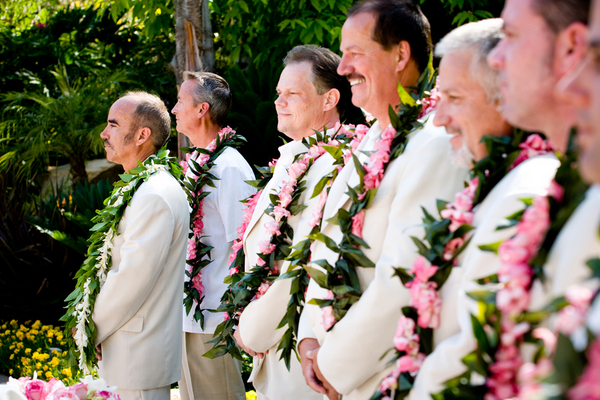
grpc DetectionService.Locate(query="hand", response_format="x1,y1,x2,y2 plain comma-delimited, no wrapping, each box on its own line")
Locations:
95,344,102,361
306,347,340,400
298,339,327,395
233,328,264,359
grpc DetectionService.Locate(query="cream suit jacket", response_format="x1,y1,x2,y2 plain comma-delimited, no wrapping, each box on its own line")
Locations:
239,137,328,400
299,117,470,399
407,154,560,399
92,170,189,390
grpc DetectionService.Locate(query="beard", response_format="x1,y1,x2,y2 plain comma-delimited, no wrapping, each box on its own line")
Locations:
450,140,475,169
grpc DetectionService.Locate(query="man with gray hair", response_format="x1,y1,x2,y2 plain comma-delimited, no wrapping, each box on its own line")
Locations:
92,91,189,400
403,19,561,399
172,72,254,400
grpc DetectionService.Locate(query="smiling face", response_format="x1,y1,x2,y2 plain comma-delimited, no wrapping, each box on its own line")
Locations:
274,61,332,141
99,98,140,169
560,0,600,184
434,50,511,163
487,0,558,133
337,12,401,123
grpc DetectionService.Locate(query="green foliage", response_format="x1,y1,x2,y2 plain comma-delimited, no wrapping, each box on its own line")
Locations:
212,0,353,68
1,66,126,187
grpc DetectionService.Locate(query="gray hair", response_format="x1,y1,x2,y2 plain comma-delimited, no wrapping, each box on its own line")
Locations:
435,18,503,105
121,91,171,150
182,71,232,127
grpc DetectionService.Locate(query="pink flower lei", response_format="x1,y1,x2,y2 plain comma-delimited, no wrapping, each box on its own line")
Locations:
182,126,244,328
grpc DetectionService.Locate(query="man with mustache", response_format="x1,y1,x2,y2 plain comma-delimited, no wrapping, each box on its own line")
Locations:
297,1,469,398
92,92,189,400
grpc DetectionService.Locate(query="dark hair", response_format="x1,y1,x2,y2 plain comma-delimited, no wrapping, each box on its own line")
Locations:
531,0,590,34
347,0,432,73
283,44,354,120
183,71,232,127
122,91,171,150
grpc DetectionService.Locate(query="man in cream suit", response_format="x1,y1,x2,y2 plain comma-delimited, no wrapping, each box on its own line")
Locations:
172,72,253,400
233,44,356,400
93,92,189,400
406,19,561,399
297,1,469,399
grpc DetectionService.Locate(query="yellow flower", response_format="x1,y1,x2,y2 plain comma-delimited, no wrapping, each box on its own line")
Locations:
32,320,41,329
25,348,31,355
37,370,43,377
56,334,63,341
8,369,13,375
45,371,53,379
9,345,14,350
4,330,9,335
35,362,41,369
9,354,14,360
16,331,24,341
42,365,48,372
62,368,72,378
47,330,54,338
48,338,53,344
16,343,23,349
246,391,257,400
50,357,59,368
32,352,41,361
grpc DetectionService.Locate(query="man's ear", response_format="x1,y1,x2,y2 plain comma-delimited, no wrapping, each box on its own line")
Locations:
197,102,210,119
555,22,588,78
395,40,412,73
136,127,153,146
323,88,341,112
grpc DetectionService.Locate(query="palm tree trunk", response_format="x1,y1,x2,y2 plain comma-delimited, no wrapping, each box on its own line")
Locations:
173,0,215,160
70,157,88,188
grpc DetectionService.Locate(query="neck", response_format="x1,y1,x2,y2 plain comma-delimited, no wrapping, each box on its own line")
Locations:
287,114,341,141
189,120,221,149
373,65,421,128
123,147,156,172
541,107,574,153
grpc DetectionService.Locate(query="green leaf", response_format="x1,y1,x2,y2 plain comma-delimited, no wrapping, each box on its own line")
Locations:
398,82,416,107
478,241,502,253
305,266,328,288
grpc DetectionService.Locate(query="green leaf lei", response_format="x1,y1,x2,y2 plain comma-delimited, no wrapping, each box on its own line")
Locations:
60,148,182,373
206,127,356,364
433,131,588,400
181,127,247,330
307,66,437,327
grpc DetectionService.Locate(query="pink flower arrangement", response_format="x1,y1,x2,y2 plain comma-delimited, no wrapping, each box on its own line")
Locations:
511,134,553,170
555,286,593,335
486,190,553,400
568,337,600,400
404,257,441,329
440,177,478,232
8,375,120,400
351,210,365,239
258,240,276,255
418,85,440,118
321,290,336,330
361,126,396,192
308,189,329,228
228,190,263,267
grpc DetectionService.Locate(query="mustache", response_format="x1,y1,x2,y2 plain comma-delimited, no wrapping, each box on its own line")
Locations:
104,140,112,149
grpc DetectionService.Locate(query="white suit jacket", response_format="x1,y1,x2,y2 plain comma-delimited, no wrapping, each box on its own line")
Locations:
407,154,560,399
239,137,329,400
299,117,470,399
92,169,189,390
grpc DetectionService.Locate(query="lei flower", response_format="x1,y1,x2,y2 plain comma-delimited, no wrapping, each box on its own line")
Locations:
436,132,589,400
207,126,364,366
181,126,246,329
307,66,439,332
372,131,551,399
61,149,182,373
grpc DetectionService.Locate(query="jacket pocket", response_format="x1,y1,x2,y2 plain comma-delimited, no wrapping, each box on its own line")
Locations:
119,316,143,333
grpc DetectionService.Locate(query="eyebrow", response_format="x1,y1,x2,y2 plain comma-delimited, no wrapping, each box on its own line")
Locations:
108,119,119,125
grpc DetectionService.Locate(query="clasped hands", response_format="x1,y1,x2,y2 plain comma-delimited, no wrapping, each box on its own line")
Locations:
299,338,341,400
